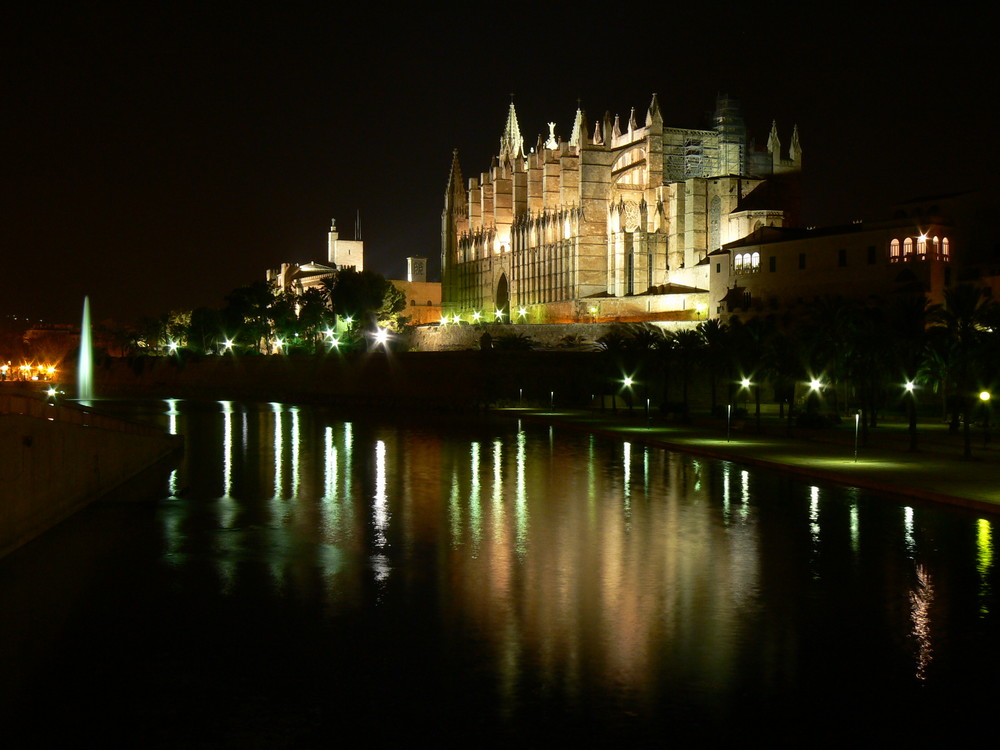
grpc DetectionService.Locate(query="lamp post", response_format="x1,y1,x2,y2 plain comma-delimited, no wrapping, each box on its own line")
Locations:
854,411,860,462
905,380,918,451
727,403,732,442
981,391,991,448
623,376,634,413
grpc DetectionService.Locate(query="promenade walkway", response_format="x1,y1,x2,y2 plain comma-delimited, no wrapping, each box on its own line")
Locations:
504,406,1000,516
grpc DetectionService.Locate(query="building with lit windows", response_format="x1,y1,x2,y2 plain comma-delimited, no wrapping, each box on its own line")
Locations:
441,94,801,323
707,191,993,321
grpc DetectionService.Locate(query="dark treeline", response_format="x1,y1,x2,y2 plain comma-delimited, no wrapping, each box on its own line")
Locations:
595,285,1000,458
125,269,406,357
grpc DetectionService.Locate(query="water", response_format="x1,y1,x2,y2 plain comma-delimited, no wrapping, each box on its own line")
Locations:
2,400,999,746
77,295,93,401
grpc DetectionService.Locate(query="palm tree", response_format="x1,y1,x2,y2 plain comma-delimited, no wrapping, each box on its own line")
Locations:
697,319,732,415
935,285,993,458
886,293,936,450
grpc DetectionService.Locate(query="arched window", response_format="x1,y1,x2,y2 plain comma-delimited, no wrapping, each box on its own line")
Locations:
903,238,913,257
933,236,940,258
890,239,900,261
917,236,927,258
942,237,951,259
751,252,760,271
734,253,743,272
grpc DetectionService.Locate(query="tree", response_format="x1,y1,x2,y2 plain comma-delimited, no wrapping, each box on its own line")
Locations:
323,269,405,335
223,280,275,353
934,285,994,458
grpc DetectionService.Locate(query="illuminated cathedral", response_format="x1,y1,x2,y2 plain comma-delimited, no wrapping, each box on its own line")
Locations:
441,94,801,322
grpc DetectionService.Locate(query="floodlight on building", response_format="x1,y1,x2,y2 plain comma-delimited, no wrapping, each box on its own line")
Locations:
517,307,527,320
168,341,179,353
494,308,504,320
275,338,284,351
472,310,482,322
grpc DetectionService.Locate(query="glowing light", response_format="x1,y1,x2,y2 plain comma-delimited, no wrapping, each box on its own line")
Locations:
343,315,353,327
222,338,234,351
275,338,284,350
741,378,751,388
809,378,822,391
494,308,504,320
78,295,93,401
46,387,57,397
329,336,340,348
623,376,633,388
168,340,179,353
472,310,482,322
905,381,915,392
324,328,335,339
374,328,389,346
981,391,991,402
517,307,527,319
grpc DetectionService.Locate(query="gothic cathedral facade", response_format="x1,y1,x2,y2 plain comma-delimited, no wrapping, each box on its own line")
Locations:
441,94,801,323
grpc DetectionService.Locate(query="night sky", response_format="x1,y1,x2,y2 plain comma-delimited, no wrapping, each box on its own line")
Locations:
3,4,991,325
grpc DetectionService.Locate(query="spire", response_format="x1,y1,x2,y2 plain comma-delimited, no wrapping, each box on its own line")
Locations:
628,107,637,133
570,107,586,147
444,149,465,208
612,113,622,140
499,101,525,160
592,119,603,146
645,93,662,127
766,120,781,156
790,124,802,162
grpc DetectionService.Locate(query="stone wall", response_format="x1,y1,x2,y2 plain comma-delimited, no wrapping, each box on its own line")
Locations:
407,321,700,351
0,395,182,557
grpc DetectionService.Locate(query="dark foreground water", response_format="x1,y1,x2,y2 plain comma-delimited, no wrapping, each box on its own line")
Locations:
3,400,1000,746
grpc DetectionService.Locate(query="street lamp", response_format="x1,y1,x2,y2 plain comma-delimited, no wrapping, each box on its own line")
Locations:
623,376,634,412
904,380,918,451
981,391,991,447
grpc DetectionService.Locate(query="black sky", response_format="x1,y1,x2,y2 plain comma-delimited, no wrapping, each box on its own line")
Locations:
2,3,991,325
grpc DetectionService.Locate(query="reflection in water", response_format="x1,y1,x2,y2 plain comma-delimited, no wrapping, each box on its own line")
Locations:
291,407,300,499
910,564,934,680
904,506,916,558
272,402,283,501
165,398,179,435
30,399,998,743
978,518,993,616
373,439,388,550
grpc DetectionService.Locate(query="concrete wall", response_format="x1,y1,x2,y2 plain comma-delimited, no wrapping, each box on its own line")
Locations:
408,321,699,352
0,395,182,557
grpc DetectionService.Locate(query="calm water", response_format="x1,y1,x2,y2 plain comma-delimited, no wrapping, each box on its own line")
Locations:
3,399,999,746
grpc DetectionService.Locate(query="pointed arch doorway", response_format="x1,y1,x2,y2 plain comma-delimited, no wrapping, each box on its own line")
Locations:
495,273,510,323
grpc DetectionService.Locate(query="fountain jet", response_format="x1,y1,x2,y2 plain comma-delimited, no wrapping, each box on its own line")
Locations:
78,295,93,401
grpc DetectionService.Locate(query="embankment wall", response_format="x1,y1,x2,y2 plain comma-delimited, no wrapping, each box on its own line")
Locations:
0,396,182,557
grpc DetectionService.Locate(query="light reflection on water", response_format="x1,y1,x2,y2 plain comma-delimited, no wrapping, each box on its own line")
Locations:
4,398,1000,744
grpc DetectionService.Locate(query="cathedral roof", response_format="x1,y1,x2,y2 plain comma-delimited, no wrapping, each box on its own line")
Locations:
499,102,525,160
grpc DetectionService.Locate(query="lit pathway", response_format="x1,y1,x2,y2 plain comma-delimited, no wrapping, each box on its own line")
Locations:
501,407,1000,516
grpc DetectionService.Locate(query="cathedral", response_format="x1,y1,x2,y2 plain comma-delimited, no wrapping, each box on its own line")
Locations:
441,94,801,323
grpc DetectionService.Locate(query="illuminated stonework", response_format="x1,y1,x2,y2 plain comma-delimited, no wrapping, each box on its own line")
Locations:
441,94,801,323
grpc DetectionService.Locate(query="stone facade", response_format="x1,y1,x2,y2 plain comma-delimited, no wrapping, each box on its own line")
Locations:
441,94,801,323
